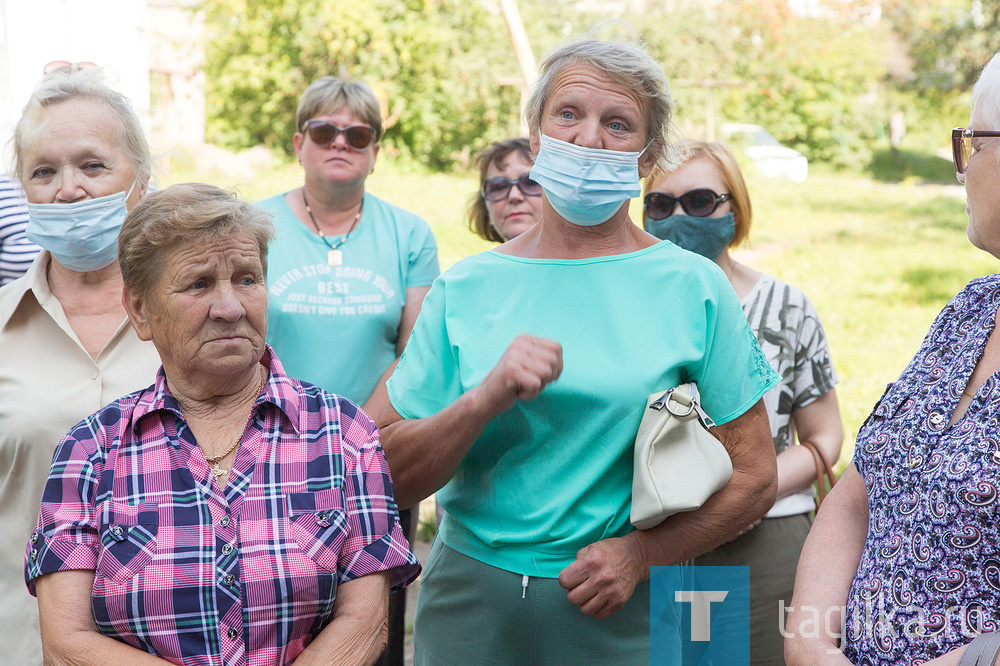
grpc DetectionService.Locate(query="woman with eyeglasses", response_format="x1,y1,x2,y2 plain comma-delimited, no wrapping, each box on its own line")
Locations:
467,138,543,242
644,140,843,664
258,77,439,421
787,52,1000,664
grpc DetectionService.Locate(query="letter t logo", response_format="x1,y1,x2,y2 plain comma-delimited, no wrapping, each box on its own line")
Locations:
675,590,729,641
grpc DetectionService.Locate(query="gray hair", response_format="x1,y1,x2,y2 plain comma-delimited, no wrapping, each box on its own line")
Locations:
12,67,152,185
295,77,383,141
118,183,275,299
972,51,1000,129
525,39,679,169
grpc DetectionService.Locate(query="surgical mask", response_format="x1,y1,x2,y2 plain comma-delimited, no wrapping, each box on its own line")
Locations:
27,181,135,272
645,212,736,260
529,133,646,226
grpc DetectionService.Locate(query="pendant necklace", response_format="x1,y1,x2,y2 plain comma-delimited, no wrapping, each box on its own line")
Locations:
205,366,267,480
302,189,362,266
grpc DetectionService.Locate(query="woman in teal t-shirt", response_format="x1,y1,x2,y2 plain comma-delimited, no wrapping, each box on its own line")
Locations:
259,76,439,419
381,39,780,665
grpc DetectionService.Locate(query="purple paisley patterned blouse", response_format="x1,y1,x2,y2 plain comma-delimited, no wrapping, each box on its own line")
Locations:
846,275,1000,665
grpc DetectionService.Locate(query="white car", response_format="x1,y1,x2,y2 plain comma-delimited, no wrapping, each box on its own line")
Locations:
720,123,809,183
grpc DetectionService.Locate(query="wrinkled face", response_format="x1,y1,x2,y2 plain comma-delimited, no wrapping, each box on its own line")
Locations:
484,152,542,240
126,234,268,381
530,62,656,177
646,156,732,220
20,98,144,207
960,104,1000,256
293,106,379,187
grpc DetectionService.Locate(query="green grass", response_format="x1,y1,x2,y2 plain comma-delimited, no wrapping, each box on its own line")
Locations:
160,150,996,473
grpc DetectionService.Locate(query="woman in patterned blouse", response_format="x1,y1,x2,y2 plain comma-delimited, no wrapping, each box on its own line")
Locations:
643,140,844,663
786,52,1000,664
25,183,419,666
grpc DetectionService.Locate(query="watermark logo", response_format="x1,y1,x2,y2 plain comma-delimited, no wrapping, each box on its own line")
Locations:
650,566,751,665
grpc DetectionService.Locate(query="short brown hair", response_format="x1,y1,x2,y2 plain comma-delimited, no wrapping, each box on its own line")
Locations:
295,77,382,141
119,183,276,298
466,138,534,243
643,141,753,248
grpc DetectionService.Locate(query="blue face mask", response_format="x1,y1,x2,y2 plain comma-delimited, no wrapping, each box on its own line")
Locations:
645,212,736,260
27,182,135,272
529,133,646,226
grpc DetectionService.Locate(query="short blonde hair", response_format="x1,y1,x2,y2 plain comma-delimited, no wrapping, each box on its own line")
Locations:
12,67,152,184
295,77,382,141
525,38,680,170
119,183,275,299
643,141,753,248
466,138,534,243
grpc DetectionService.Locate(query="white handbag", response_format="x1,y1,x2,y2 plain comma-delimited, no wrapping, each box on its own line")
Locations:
630,383,733,530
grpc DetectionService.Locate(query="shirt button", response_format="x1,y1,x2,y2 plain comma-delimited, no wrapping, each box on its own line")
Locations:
219,516,230,528
909,459,919,468
90,371,98,381
929,413,944,426
315,511,331,525
224,574,235,585
222,544,234,555
29,549,37,561
30,532,39,544
227,627,238,640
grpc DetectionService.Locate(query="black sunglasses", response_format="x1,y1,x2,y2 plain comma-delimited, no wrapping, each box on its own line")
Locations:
481,173,543,202
952,127,1000,174
302,120,376,150
643,189,731,220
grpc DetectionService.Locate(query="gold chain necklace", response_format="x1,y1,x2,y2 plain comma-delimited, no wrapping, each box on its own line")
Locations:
302,188,362,266
206,366,267,480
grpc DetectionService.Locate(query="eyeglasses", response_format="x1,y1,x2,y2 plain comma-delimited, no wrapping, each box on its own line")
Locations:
643,189,731,220
481,173,543,202
43,61,98,75
301,120,376,150
952,127,1000,174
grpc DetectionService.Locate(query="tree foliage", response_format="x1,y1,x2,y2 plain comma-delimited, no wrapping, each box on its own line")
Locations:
202,0,965,171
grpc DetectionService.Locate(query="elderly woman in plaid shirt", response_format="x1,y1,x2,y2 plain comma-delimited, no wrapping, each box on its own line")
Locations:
24,183,419,666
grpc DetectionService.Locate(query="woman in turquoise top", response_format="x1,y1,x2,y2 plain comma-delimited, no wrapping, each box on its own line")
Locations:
257,76,438,666
382,38,780,665
258,76,439,419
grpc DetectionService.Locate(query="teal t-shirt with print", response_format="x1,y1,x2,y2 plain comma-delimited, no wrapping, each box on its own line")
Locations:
387,241,779,578
260,192,439,403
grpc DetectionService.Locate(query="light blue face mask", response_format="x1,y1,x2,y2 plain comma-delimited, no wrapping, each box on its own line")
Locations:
27,181,135,272
645,212,736,260
529,133,646,226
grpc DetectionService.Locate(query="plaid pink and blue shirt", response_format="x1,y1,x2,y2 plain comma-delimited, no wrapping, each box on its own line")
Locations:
25,347,419,666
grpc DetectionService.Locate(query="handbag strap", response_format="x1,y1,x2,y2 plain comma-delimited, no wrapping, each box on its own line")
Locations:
959,631,1000,666
799,440,838,507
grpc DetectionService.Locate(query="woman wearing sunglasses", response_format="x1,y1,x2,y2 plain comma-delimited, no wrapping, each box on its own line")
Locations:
467,138,543,242
787,53,1000,664
258,77,439,421
643,140,843,664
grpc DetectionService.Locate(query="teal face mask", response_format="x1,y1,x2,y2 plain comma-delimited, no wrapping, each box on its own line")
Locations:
645,212,736,260
27,181,135,272
529,133,646,226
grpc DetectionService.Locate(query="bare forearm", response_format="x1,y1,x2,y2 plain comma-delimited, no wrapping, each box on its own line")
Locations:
625,465,776,571
779,392,844,500
785,465,867,664
361,360,398,421
294,573,391,666
293,612,387,666
380,387,499,509
42,630,175,666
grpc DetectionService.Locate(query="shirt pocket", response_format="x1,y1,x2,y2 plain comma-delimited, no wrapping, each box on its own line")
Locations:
96,501,159,586
286,488,349,574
